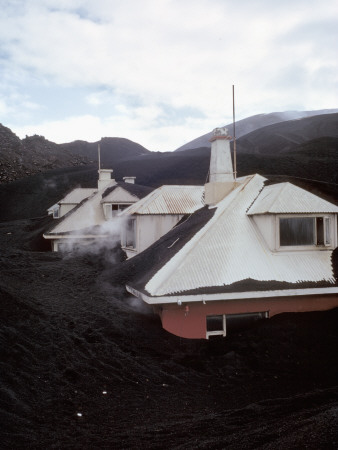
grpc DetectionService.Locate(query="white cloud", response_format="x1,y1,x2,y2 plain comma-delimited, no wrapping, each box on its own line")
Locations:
10,107,216,152
1,0,338,150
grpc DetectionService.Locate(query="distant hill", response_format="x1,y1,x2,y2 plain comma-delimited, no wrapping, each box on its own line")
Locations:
59,137,150,167
0,125,92,183
235,113,338,155
175,108,338,152
0,124,150,184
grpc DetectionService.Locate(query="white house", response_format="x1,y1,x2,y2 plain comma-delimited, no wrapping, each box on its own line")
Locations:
44,169,152,252
119,184,205,258
125,127,338,339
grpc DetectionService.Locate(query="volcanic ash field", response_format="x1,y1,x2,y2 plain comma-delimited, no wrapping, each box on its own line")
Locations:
0,217,337,449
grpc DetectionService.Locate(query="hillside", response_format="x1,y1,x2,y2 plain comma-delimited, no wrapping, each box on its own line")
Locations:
0,125,91,183
0,124,150,185
175,108,338,152
235,113,338,155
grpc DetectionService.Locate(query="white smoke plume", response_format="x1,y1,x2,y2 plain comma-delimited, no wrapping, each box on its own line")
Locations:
60,215,127,267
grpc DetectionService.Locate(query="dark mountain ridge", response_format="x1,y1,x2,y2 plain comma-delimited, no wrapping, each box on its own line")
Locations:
175,108,338,152
235,113,338,155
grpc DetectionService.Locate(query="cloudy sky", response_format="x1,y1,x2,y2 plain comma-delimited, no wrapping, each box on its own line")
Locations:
1,0,337,151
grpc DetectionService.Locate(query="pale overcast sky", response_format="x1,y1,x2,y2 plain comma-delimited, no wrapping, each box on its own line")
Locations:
1,0,337,151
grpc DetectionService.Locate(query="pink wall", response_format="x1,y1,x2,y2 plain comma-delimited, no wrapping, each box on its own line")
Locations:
156,294,338,339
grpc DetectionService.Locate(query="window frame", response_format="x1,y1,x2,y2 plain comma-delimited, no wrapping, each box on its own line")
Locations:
206,314,226,339
121,217,137,250
276,214,333,251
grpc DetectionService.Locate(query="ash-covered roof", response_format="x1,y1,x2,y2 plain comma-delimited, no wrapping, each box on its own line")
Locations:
101,182,153,201
247,182,338,215
120,185,204,215
125,174,337,298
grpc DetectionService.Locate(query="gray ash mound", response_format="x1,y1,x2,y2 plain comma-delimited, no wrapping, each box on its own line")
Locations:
0,217,337,449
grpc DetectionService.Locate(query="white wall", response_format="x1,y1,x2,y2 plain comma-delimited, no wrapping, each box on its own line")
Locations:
122,214,182,258
251,215,276,250
137,215,182,253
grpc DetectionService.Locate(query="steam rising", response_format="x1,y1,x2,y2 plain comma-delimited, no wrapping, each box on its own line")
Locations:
60,215,127,267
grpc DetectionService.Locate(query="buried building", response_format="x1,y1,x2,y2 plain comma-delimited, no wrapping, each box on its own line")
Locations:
43,169,153,252
125,127,338,339
43,168,204,255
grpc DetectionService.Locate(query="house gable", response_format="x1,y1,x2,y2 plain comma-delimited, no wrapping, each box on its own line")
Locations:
247,182,338,252
101,186,140,204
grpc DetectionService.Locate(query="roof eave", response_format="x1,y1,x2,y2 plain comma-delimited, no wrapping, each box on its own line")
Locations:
126,285,338,305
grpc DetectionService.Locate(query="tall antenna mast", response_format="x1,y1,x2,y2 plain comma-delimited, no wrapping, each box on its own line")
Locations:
232,84,237,182
98,142,101,172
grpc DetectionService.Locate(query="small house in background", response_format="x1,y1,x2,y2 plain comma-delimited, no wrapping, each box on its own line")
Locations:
125,127,338,339
43,168,152,252
119,185,204,258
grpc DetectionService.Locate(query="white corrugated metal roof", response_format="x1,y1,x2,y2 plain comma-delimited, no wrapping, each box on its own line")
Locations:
59,188,96,204
145,175,336,296
247,182,338,215
120,185,204,215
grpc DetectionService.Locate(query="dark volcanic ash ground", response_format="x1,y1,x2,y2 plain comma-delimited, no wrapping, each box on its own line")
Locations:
0,217,337,449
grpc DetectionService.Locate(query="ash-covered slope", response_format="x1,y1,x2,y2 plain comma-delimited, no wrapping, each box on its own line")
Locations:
236,113,338,155
0,218,337,449
0,125,90,183
175,108,338,152
0,124,150,185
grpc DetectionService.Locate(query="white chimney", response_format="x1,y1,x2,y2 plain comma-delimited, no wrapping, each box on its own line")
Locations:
98,169,115,190
123,176,136,184
204,127,236,205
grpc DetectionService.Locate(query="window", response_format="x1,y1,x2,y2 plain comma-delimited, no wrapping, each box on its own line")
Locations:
206,315,226,338
122,218,136,249
112,204,131,216
112,204,130,212
53,206,60,218
279,216,331,247
206,312,269,338
226,312,268,334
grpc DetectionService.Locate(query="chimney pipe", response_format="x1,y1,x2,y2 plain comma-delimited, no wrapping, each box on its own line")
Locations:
204,127,236,205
